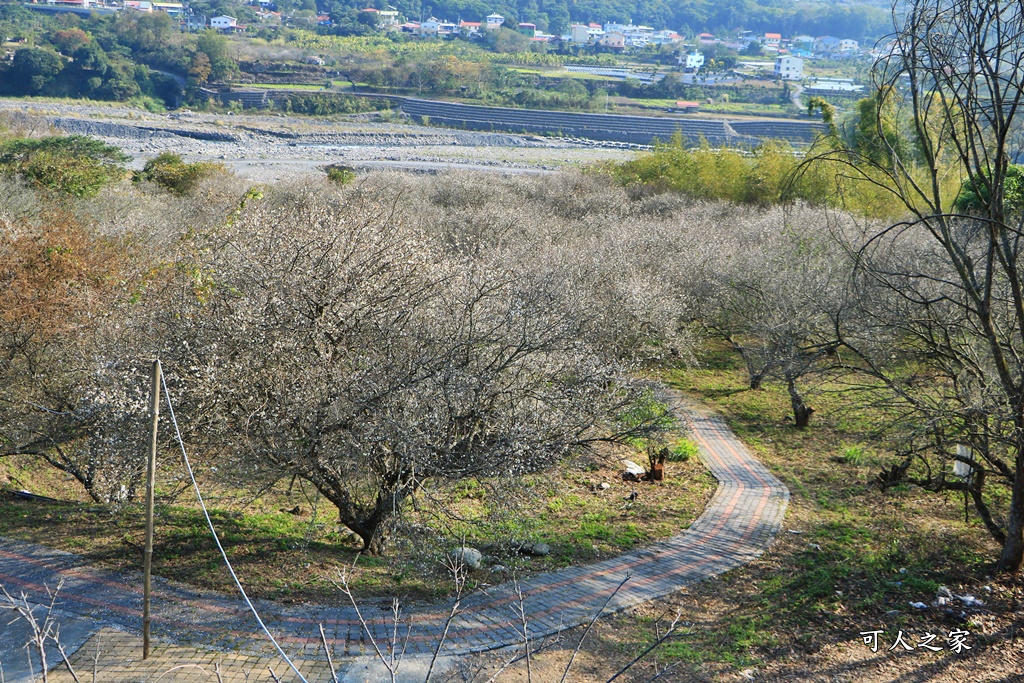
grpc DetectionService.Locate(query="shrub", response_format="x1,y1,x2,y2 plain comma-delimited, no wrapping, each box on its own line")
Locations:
135,152,224,196
324,163,356,185
669,438,699,462
0,135,129,198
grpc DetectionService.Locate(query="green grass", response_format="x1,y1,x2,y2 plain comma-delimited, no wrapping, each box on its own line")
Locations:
624,342,1000,671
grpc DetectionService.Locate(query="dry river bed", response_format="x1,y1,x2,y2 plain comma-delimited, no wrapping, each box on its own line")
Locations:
0,99,638,182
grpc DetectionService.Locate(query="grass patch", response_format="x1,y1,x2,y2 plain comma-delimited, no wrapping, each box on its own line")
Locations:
597,343,1004,675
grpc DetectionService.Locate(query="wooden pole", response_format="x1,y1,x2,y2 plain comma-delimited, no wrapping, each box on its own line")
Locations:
143,359,161,660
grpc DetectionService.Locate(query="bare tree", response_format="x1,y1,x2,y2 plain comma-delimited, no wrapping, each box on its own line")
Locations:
0,211,156,504
818,0,1024,571
699,206,849,427
163,187,660,554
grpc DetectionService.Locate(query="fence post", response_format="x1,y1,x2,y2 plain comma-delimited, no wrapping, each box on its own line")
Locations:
143,359,161,659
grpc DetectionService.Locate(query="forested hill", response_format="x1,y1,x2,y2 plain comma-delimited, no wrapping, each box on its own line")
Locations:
357,0,890,40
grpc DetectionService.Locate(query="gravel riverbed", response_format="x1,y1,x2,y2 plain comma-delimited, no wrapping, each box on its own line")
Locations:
0,99,638,182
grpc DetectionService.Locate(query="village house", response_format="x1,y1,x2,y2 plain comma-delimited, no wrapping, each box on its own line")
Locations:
679,51,704,72
570,24,589,42
210,15,237,30
418,17,440,35
598,32,625,50
152,2,182,15
774,54,803,80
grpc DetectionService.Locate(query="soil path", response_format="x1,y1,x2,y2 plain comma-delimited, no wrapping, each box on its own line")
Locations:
0,392,788,665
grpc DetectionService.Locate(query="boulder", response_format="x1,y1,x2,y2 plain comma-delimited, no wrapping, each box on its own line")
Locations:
528,542,551,557
514,542,551,557
449,546,483,571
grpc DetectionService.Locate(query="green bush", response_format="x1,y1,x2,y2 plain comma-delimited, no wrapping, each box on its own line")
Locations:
135,152,223,195
0,135,128,197
612,134,907,218
279,93,390,116
669,438,699,462
324,164,356,185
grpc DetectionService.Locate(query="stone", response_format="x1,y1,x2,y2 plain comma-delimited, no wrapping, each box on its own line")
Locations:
514,542,551,557
449,546,483,570
491,565,507,573
599,482,610,491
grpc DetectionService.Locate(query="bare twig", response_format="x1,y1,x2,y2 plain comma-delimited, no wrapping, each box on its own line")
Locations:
511,580,532,683
91,632,101,683
318,624,339,683
267,665,283,683
1,579,70,683
331,560,399,683
641,660,684,682
605,609,689,683
559,574,630,683
424,552,466,683
53,636,81,683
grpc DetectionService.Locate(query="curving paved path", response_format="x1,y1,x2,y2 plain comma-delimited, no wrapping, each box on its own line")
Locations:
0,392,788,664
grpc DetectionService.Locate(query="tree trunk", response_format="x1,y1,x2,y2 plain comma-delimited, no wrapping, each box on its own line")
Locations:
996,452,1024,572
786,375,813,429
337,485,408,556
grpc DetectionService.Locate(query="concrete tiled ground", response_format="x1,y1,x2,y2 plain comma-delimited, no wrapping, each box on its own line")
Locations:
1,391,789,677
47,628,331,683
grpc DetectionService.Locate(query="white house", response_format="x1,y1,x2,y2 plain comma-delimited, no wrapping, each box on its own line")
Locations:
839,38,859,52
774,55,803,80
681,52,704,72
210,15,237,29
418,17,440,35
485,13,504,29
570,24,589,42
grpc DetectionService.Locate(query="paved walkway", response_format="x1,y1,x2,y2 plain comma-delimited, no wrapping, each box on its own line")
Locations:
0,393,788,673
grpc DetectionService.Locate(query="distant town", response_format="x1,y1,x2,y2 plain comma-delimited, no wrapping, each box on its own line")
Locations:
20,0,871,66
